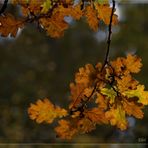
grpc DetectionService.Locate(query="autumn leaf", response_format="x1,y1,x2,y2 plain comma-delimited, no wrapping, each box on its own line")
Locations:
101,88,117,104
123,85,148,105
124,54,142,73
55,119,78,140
77,118,96,133
105,106,128,130
39,17,69,38
41,0,52,14
84,108,108,124
95,93,108,110
75,64,96,86
85,6,99,31
111,57,125,74
94,3,118,25
97,0,109,5
123,99,144,119
28,98,68,124
116,74,139,92
0,14,23,37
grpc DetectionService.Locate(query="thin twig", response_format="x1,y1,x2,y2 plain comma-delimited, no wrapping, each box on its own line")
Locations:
101,0,116,71
0,0,8,15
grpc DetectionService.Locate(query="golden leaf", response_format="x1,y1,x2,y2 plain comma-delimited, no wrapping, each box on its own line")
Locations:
94,3,118,25
124,54,142,73
105,106,128,130
28,98,67,124
41,0,52,14
95,93,108,110
39,17,69,38
85,6,99,31
116,74,139,92
75,64,96,86
123,85,148,105
123,99,144,119
85,108,108,124
77,118,96,133
55,119,78,140
101,88,117,104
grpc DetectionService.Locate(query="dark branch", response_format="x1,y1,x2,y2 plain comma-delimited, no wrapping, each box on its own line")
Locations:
0,0,8,15
101,0,116,71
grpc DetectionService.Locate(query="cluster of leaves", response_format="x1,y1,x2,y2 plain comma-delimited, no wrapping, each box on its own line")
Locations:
0,0,118,37
28,54,148,139
1,0,147,140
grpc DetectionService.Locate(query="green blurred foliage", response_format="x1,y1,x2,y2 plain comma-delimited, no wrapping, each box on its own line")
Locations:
0,2,147,146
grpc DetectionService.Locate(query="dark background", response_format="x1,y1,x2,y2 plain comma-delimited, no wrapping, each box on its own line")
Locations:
0,1,147,146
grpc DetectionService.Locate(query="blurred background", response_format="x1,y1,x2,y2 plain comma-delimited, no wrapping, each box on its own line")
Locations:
0,0,148,147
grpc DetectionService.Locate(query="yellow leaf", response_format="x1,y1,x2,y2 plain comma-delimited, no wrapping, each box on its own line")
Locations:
101,88,116,104
123,85,148,105
28,98,68,124
105,106,128,130
41,0,52,14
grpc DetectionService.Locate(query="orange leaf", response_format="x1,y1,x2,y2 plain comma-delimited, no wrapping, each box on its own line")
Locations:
55,119,78,140
95,3,118,25
125,54,142,73
28,98,67,124
0,14,23,37
85,108,108,124
123,100,144,119
85,6,99,31
105,106,128,130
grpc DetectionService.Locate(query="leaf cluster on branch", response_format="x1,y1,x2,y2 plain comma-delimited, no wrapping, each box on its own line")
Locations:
0,0,147,140
28,54,148,139
0,0,118,37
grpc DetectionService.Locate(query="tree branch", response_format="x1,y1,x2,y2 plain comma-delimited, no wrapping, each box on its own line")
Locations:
101,0,116,71
0,0,8,15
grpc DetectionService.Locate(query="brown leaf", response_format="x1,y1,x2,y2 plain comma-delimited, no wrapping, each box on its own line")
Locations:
0,14,24,37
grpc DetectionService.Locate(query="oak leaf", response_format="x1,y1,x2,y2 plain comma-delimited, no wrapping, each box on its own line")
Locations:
124,54,142,73
105,106,128,130
77,118,96,133
95,93,108,109
116,74,139,92
28,98,67,124
123,99,144,119
101,88,117,104
85,6,99,31
0,14,23,37
85,108,108,124
55,119,78,140
123,85,148,105
41,0,52,14
95,3,118,25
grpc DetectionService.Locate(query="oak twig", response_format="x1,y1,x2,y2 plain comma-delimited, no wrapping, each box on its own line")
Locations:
101,0,116,71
